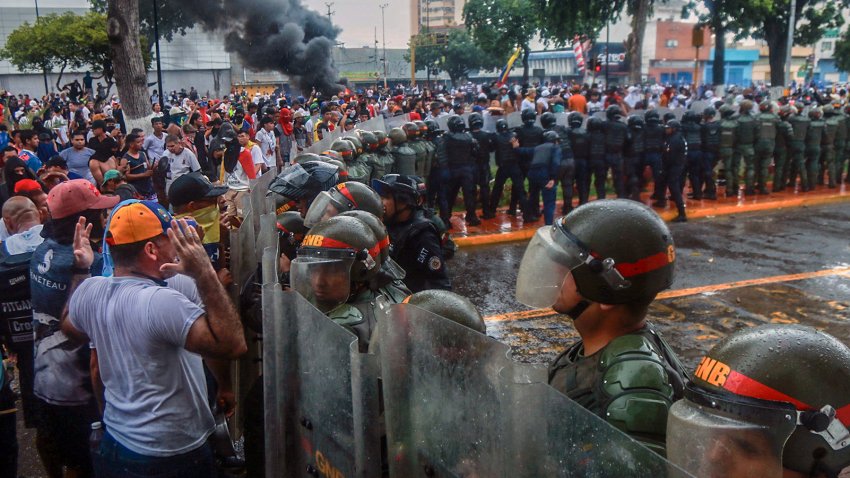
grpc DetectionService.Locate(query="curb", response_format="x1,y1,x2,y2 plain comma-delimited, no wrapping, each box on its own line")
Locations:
453,189,850,248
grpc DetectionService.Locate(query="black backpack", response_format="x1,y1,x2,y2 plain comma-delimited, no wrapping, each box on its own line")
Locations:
152,155,170,190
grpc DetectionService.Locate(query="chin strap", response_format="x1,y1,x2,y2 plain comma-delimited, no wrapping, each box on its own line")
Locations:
565,300,591,320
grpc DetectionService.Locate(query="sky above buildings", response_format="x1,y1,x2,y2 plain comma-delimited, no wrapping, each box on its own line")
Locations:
303,0,413,49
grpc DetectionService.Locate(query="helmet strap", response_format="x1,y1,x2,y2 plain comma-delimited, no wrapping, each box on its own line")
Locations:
565,300,591,321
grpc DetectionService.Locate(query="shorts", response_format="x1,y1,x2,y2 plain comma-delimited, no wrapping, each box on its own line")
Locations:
34,398,99,472
223,189,249,220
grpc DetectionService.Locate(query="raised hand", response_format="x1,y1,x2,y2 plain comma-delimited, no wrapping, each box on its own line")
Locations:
72,217,94,270
160,219,214,279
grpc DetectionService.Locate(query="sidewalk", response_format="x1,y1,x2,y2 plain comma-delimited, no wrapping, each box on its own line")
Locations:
450,184,850,247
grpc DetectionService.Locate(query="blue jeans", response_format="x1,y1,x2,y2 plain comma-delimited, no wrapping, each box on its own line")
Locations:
94,431,215,478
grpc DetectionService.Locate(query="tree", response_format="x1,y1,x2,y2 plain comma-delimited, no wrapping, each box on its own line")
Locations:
106,0,152,125
91,0,195,53
463,0,540,83
682,0,756,86
835,29,850,74
405,29,500,86
0,12,112,91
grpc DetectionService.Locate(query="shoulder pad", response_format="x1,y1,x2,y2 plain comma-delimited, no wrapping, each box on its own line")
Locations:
327,304,364,327
380,281,411,304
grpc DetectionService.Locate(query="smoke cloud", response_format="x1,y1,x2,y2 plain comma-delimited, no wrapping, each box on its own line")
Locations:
182,0,344,95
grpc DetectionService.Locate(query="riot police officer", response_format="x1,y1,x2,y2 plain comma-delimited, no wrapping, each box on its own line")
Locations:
332,138,371,185
515,109,543,214
788,103,811,191
403,122,429,179
517,130,561,225
468,112,495,219
373,130,396,175
587,117,608,200
515,199,687,455
603,105,628,197
389,127,417,176
442,115,481,227
668,325,850,478
489,119,526,216
821,104,840,188
643,110,665,201
414,120,436,182
682,110,704,199
303,181,385,227
773,105,795,192
754,100,779,195
541,112,575,214
734,99,759,196
357,131,385,183
624,115,646,201
657,119,687,222
372,174,451,292
269,160,341,218
700,107,721,199
568,112,591,205
424,121,450,220
806,107,825,192
833,104,847,186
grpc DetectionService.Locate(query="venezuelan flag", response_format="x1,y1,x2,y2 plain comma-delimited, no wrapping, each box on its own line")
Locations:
497,47,523,86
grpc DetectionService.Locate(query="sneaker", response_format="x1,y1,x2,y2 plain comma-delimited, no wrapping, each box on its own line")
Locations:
466,216,481,227
481,211,496,220
673,215,688,223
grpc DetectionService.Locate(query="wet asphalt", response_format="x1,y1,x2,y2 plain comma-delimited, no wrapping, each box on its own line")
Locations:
449,202,850,369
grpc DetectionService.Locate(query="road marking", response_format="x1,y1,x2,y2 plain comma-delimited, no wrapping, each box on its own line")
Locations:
484,266,850,323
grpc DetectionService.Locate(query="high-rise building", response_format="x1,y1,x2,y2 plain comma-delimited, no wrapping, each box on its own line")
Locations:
409,0,465,35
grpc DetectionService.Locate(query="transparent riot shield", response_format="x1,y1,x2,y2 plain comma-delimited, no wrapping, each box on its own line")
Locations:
379,303,515,477
249,166,277,230
435,114,451,133
554,112,569,127
385,113,411,130
482,112,498,132
229,212,255,297
263,290,382,478
255,212,277,265
688,100,709,114
654,107,683,120
506,111,523,128
356,115,386,133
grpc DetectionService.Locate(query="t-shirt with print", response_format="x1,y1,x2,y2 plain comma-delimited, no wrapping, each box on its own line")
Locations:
69,274,214,457
225,144,263,192
163,147,201,194
29,238,104,406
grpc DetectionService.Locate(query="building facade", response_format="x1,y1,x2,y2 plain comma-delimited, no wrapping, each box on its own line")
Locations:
647,21,712,85
409,0,465,35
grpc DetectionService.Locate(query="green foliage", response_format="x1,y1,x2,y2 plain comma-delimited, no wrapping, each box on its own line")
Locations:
406,29,499,85
534,0,627,44
463,0,540,79
836,29,850,73
91,0,195,52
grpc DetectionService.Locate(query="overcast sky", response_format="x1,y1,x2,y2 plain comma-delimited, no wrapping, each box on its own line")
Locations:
303,0,413,49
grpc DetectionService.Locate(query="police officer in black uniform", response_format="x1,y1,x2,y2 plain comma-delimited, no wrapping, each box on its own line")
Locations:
541,112,575,214
489,119,525,216
587,116,608,199
624,115,646,201
442,115,480,227
468,112,495,219
424,119,450,220
682,110,704,199
603,105,628,198
568,112,591,206
657,119,688,222
515,109,544,216
373,174,452,292
643,110,665,200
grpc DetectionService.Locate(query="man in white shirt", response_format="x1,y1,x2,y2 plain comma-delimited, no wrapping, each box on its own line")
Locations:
143,117,167,163
163,134,201,194
223,130,263,221
254,116,278,172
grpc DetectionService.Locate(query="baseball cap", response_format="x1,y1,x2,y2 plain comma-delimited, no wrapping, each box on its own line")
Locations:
167,172,228,208
101,169,122,186
14,179,43,194
48,179,119,219
105,200,173,246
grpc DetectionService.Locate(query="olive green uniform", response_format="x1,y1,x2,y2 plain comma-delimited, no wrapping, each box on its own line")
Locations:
822,111,841,188
719,116,738,197
754,111,779,194
806,117,825,191
773,118,794,192
788,113,811,190
734,113,759,195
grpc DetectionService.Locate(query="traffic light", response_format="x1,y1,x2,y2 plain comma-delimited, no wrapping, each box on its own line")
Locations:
588,58,596,72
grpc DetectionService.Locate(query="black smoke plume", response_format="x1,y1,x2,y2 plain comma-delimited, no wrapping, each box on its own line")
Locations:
182,0,344,95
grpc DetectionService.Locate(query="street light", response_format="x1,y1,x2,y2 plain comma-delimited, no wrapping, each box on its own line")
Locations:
380,3,388,89
34,0,49,95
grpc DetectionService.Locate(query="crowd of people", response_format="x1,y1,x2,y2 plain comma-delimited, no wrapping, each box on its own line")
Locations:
0,76,847,478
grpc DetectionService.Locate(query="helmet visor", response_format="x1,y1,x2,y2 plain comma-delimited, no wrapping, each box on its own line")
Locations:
667,388,797,478
303,191,346,228
515,225,589,308
290,254,354,313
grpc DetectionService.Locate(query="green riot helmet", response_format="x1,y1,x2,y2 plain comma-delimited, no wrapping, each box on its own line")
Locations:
822,104,835,116
702,107,717,119
496,119,509,133
304,181,383,227
796,103,806,114
322,158,349,182
402,121,420,140
343,135,364,156
274,194,297,215
388,127,408,145
292,215,381,312
587,116,603,132
468,112,484,130
521,108,536,125
374,130,390,150
606,104,623,121
413,120,429,137
447,115,466,133
321,149,342,161
276,211,308,260
739,99,754,113
403,290,486,334
809,107,823,120
627,115,645,129
423,120,441,138
540,112,557,129
360,130,379,152
719,104,735,118
292,152,323,164
516,199,675,309
667,325,850,478
338,209,407,283
779,104,795,119
759,99,774,113
568,112,584,128
269,161,340,202
371,173,425,211
542,130,559,143
330,139,355,161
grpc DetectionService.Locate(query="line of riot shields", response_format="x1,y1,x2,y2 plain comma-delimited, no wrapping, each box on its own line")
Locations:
219,166,695,477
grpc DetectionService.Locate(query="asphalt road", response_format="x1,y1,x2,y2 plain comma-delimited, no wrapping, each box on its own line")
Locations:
450,202,850,368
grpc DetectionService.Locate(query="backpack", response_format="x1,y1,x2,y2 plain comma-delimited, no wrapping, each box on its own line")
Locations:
152,155,170,190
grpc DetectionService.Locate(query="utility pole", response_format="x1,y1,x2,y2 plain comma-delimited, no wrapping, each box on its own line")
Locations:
425,0,430,89
380,3,388,89
605,20,610,88
34,0,49,95
785,0,797,89
325,2,334,23
374,27,380,86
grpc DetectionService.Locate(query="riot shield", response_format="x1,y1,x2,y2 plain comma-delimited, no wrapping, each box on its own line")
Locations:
688,100,709,113
355,115,386,133
255,212,277,265
506,111,523,129
385,113,411,130
654,107,683,120
482,112,498,132
379,303,515,477
263,290,382,478
435,114,451,133
229,212,255,297
554,112,569,127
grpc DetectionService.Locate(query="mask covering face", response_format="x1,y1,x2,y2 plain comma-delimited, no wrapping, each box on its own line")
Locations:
177,205,220,244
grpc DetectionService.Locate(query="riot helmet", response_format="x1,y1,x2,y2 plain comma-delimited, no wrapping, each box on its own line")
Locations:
292,215,381,312
423,120,441,138
447,115,466,133
330,139,355,160
666,119,682,134
269,161,340,203
360,131,379,151
372,174,425,218
374,130,390,150
779,105,795,119
739,99,754,114
496,119,509,133
343,135,364,156
321,150,343,161
304,181,383,228
516,199,675,309
810,107,823,120
276,211,308,260
644,109,660,123
403,290,486,334
540,112,557,129
668,325,850,478
823,104,835,116
292,152,323,164
323,159,349,182
542,130,559,143
568,112,584,128
719,105,735,118
662,111,677,124
388,127,408,145
627,115,645,129
702,107,717,119
468,112,484,130
521,108,536,125
402,122,420,139
587,116,604,132
759,99,774,113
606,105,623,121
